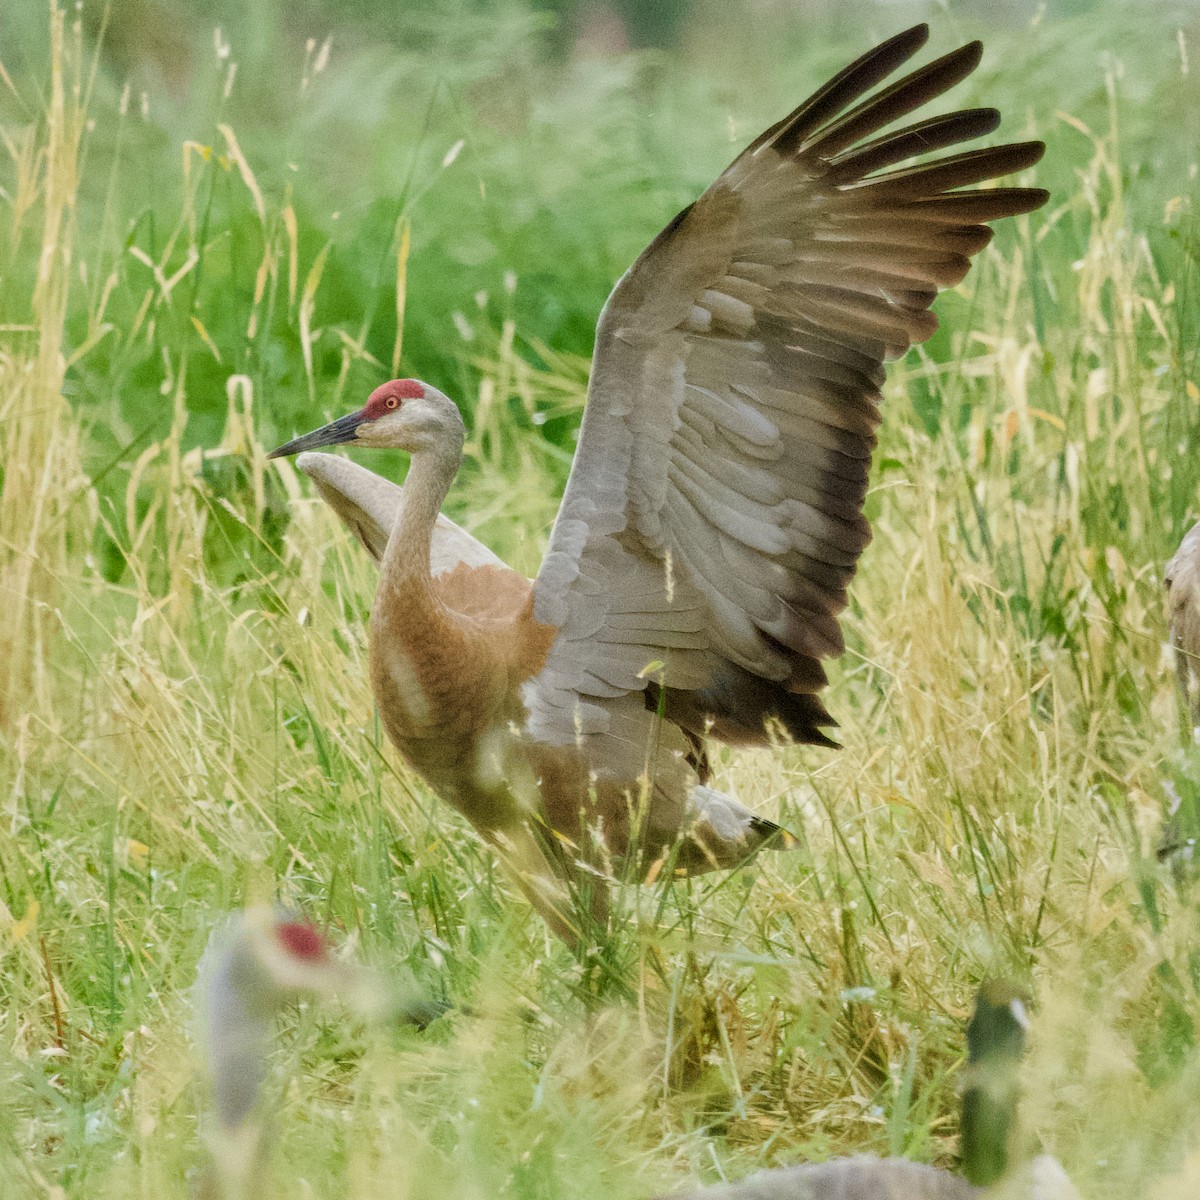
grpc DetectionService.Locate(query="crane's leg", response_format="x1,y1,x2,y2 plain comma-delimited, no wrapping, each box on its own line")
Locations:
490,824,584,947
490,822,618,954
567,848,612,940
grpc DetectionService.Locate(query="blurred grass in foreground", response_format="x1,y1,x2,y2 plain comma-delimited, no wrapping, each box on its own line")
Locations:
4,1,1200,1197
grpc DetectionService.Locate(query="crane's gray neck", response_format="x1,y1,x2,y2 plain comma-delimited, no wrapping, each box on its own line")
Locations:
380,436,463,590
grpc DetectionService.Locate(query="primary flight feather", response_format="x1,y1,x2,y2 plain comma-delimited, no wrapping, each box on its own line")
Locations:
269,24,1048,941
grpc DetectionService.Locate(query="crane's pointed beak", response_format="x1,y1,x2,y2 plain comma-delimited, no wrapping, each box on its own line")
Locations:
267,410,366,459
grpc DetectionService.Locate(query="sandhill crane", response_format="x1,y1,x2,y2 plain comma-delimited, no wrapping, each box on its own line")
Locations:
1165,521,1200,738
269,24,1048,941
655,982,1081,1200
192,907,438,1199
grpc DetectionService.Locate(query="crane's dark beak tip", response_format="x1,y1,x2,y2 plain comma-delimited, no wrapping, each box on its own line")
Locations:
265,434,318,459
265,433,318,461
265,411,365,460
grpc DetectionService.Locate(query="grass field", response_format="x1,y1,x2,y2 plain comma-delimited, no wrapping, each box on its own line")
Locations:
4,1,1200,1196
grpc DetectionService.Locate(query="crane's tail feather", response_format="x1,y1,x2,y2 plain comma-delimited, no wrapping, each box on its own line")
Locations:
667,785,800,875
748,814,800,851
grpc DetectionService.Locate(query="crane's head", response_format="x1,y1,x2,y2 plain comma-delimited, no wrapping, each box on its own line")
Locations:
267,378,465,460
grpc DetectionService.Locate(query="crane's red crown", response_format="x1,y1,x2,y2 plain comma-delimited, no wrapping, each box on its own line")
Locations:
364,378,425,419
275,920,327,961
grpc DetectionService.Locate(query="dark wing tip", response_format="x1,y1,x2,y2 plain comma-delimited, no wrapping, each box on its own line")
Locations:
916,39,984,95
830,22,935,85
778,36,990,165
748,24,934,158
957,38,985,74
1007,185,1051,214
806,729,841,750
1005,139,1048,171
887,22,932,55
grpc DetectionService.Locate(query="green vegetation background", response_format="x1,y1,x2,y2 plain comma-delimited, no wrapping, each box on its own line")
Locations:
4,0,1200,1197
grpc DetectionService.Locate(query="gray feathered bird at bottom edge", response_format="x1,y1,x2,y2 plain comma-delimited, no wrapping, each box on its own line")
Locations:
653,983,1083,1200
191,906,444,1200
651,1157,1078,1200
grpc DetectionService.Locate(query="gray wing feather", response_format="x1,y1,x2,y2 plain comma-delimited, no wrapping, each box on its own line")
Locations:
295,452,506,575
527,25,1046,757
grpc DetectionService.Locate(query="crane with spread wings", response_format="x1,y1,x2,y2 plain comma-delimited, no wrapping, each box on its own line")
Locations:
269,24,1048,941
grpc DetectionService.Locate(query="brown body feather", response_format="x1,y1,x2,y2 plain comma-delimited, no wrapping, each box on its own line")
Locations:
370,563,555,831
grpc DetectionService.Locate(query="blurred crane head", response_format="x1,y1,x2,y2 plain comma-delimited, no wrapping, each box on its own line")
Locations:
192,905,440,1199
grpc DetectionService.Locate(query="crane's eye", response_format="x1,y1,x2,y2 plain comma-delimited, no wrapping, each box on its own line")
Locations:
386,396,399,410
